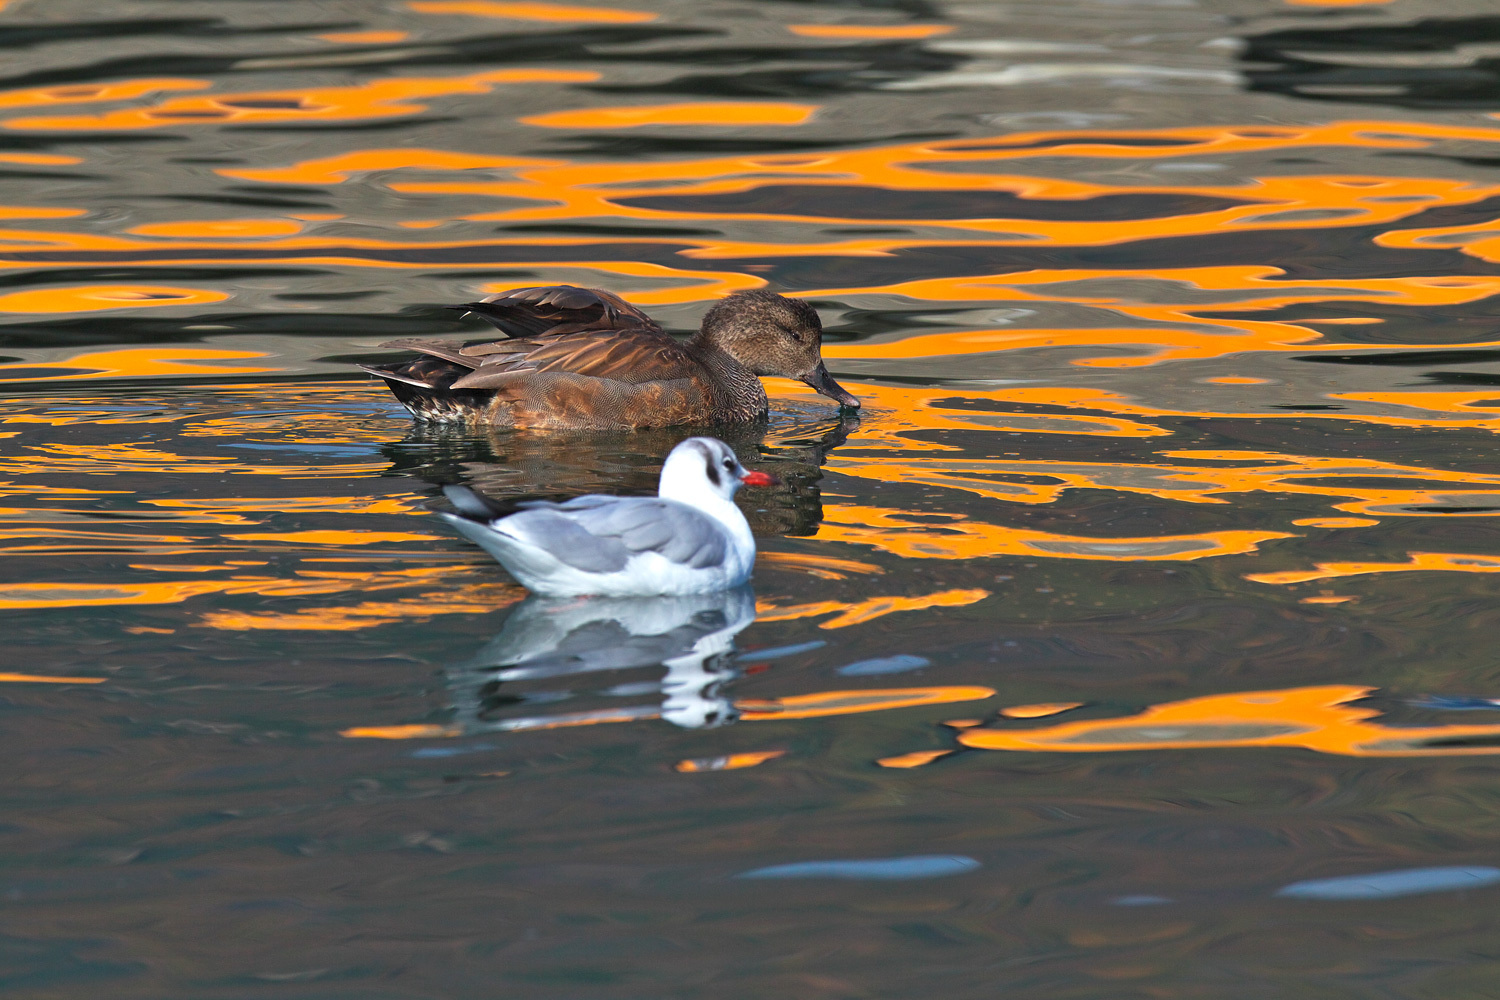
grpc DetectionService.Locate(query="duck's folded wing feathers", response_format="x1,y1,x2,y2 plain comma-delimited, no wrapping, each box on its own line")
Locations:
456,285,661,340
374,338,482,369
504,497,727,572
448,326,701,390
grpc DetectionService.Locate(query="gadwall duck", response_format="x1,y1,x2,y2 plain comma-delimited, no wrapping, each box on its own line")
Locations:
440,437,776,596
361,285,859,429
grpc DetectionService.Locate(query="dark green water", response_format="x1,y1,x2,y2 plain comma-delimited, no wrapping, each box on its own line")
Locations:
6,0,1500,995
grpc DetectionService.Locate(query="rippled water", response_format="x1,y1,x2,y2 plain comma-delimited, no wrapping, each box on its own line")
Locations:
7,0,1500,994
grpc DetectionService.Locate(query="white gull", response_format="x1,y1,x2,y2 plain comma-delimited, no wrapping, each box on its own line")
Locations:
439,437,777,597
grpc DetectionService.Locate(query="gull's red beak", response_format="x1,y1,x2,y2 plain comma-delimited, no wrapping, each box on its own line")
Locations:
740,469,779,488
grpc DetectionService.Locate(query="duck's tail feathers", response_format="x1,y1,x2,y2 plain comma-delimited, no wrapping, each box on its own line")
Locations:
361,359,492,421
357,363,434,389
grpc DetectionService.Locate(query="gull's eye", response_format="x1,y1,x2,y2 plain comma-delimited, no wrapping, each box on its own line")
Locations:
722,457,735,470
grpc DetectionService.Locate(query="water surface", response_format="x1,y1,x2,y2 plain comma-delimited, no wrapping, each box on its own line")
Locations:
6,0,1500,995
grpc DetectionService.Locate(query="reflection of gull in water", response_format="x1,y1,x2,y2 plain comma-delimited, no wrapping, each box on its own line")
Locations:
448,585,756,732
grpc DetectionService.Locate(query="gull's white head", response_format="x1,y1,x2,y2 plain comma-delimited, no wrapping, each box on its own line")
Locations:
658,437,777,505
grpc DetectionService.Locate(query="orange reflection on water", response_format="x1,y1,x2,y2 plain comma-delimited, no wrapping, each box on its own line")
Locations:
0,286,229,315
343,724,462,739
522,103,818,129
0,205,83,219
757,551,885,580
0,564,481,610
408,0,655,22
682,175,1499,249
164,122,1491,252
875,750,955,768
1001,702,1083,718
788,24,952,39
756,587,990,628
737,686,995,720
0,673,105,684
816,503,1291,562
675,750,785,772
821,269,1500,368
2,69,597,131
1246,552,1500,586
0,441,379,479
218,148,558,185
141,495,423,524
811,385,1168,453
0,579,259,610
221,530,439,545
7,119,1500,291
0,153,80,166
0,78,209,111
198,582,522,630
0,347,266,382
828,443,1500,519
130,219,304,239
318,30,411,43
958,686,1500,757
823,373,1500,467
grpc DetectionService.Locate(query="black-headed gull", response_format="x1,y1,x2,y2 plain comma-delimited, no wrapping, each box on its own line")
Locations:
439,437,777,596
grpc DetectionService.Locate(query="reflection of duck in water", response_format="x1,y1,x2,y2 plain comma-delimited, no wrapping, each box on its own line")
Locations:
449,586,756,732
439,437,776,596
361,285,859,429
382,409,857,538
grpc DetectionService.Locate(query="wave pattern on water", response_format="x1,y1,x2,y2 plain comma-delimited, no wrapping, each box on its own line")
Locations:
9,0,1500,995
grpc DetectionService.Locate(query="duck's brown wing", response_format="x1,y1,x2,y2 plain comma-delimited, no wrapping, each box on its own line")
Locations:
368,286,714,427
369,284,678,389
445,325,700,390
456,285,661,340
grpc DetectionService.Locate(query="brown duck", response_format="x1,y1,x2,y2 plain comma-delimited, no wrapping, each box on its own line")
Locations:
361,285,860,429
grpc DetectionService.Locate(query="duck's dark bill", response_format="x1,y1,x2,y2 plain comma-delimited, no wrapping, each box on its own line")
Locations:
801,363,861,409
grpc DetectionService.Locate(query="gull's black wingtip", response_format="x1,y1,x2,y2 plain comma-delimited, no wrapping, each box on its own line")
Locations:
442,484,507,521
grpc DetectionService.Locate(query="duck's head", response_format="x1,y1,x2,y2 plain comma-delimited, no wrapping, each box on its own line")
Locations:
660,436,778,505
698,290,860,410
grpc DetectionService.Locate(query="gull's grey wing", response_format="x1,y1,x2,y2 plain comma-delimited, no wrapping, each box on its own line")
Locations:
502,497,727,573
569,497,728,570
499,508,631,573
